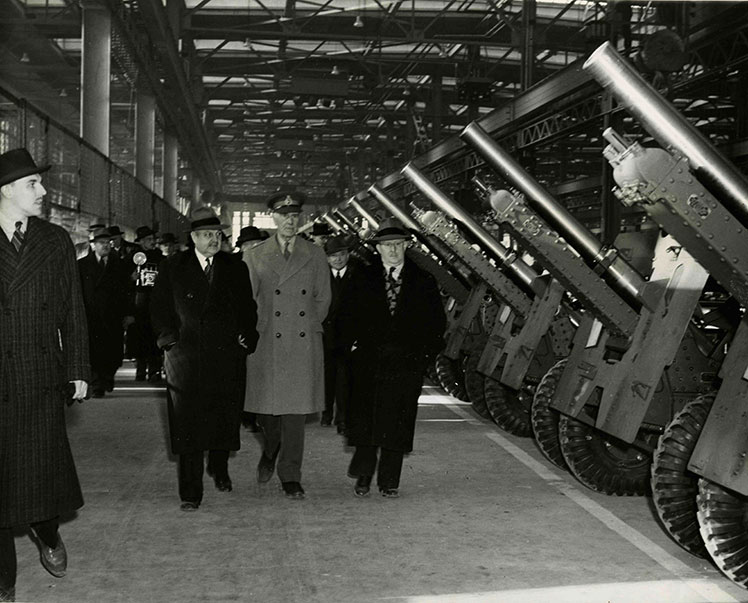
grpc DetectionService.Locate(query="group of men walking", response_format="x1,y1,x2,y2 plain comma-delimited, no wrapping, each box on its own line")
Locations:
0,147,446,602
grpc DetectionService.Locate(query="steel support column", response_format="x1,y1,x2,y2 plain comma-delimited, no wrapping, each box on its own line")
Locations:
163,132,178,209
80,1,111,155
136,90,156,189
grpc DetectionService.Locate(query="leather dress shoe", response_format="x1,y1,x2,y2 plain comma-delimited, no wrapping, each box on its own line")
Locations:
206,468,232,492
180,501,200,512
0,584,15,602
281,481,305,499
354,475,371,497
320,417,332,426
379,487,400,498
35,533,67,578
257,449,278,483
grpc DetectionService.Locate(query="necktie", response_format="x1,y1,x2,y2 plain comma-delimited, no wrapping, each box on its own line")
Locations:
283,241,290,260
11,221,23,253
384,266,400,315
204,257,214,283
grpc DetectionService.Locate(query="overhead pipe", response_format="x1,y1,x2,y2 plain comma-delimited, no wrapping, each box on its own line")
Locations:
461,122,646,308
401,162,539,291
583,41,748,227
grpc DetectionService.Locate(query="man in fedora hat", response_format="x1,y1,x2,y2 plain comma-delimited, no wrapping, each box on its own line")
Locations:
109,225,138,262
235,225,267,254
127,225,164,382
0,148,90,601
243,191,331,500
310,221,332,248
338,218,445,499
157,232,179,258
78,227,133,398
321,234,357,433
151,206,258,511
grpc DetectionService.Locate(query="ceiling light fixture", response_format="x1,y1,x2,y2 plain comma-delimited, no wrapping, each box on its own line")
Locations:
354,15,364,28
331,65,340,75
59,88,68,97
20,52,30,63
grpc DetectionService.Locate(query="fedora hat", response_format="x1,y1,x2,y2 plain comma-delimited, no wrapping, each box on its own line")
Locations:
158,232,178,245
370,218,411,243
236,226,264,247
135,225,156,241
267,191,306,214
108,225,124,236
188,206,228,231
324,234,352,255
90,227,112,242
0,148,51,188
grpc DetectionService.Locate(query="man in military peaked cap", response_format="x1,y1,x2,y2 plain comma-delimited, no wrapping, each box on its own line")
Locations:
243,190,331,500
0,148,90,601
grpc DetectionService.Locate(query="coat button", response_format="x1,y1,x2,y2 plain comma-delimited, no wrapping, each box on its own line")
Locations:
275,311,281,316
275,332,281,338
301,289,306,295
275,289,281,295
300,332,305,337
299,311,305,316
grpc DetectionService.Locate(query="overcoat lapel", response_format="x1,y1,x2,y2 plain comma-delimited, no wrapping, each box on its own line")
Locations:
278,238,312,285
183,251,210,310
6,218,57,297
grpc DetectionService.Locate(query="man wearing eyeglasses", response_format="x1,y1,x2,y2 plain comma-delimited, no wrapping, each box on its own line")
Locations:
339,218,446,499
151,207,258,512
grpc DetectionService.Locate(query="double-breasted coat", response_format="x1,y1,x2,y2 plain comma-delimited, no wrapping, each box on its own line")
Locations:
150,250,258,455
243,236,331,415
0,217,90,527
78,252,132,380
339,257,446,452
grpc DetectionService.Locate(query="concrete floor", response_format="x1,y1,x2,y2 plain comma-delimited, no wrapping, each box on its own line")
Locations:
10,364,748,603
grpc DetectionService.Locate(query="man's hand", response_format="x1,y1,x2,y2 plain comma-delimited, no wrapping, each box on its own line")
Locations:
238,334,248,349
70,380,88,400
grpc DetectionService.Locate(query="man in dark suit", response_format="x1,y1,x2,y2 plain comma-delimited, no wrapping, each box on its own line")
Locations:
127,225,163,381
339,218,446,498
0,148,90,602
321,235,356,434
109,225,138,262
78,227,133,397
151,207,258,512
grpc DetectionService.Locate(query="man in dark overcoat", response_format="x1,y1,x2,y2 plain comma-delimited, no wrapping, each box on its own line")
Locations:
339,218,446,498
78,227,133,397
0,148,90,601
321,234,357,434
151,207,258,512
127,225,163,381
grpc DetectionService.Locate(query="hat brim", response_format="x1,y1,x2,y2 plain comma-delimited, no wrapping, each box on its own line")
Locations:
272,206,302,215
0,164,51,188
189,223,230,232
372,233,410,243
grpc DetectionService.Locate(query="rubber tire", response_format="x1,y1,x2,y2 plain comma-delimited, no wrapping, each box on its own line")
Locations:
484,377,533,437
651,393,715,559
559,414,654,496
698,479,748,589
463,347,492,420
531,359,568,470
435,352,468,401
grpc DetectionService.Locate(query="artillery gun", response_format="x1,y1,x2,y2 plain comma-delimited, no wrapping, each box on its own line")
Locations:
582,41,748,584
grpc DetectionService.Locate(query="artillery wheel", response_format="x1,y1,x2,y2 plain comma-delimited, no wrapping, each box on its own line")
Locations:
434,352,468,401
463,348,492,420
651,393,715,558
531,359,568,470
483,377,533,437
558,415,654,496
697,479,748,588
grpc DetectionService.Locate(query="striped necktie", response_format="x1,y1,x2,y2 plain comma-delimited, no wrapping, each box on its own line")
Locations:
11,221,24,253
384,266,401,315
204,257,214,283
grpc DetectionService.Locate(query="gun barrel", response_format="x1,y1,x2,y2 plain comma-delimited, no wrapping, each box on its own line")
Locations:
322,213,345,233
348,198,380,229
461,121,646,306
368,185,422,232
332,208,358,232
401,162,538,289
584,41,748,227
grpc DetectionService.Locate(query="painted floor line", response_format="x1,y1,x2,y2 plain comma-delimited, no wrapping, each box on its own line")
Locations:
444,402,740,603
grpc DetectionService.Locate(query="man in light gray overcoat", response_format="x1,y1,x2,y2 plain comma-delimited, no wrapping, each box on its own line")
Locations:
243,191,331,499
